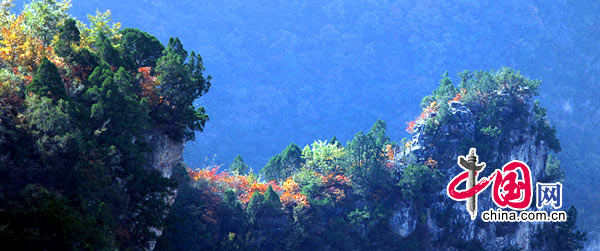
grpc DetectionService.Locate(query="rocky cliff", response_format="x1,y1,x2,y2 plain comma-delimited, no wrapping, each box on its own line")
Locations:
391,97,555,250
146,130,185,250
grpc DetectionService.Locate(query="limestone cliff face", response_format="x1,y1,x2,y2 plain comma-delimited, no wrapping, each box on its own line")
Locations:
147,130,184,179
146,130,185,250
391,99,553,250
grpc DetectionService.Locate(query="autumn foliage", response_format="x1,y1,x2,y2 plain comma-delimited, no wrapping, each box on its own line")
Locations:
188,166,309,209
406,101,439,133
0,14,56,73
138,66,161,106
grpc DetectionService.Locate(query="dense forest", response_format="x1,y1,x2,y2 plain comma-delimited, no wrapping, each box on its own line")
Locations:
44,0,600,234
0,0,209,249
0,0,596,250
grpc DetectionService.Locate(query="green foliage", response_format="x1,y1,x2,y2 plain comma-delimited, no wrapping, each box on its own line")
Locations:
22,0,71,45
230,154,250,175
24,95,79,160
534,100,561,152
153,37,211,141
0,2,212,249
344,120,395,198
76,9,121,48
120,28,164,68
54,18,80,60
302,140,345,174
261,142,304,181
543,154,565,182
96,33,124,68
264,185,282,208
397,164,444,206
433,71,458,102
480,125,501,138
26,57,67,100
156,181,221,251
0,184,114,250
370,119,392,148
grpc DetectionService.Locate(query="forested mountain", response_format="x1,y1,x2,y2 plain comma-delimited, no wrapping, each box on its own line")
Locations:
0,0,209,248
41,0,600,233
0,0,597,249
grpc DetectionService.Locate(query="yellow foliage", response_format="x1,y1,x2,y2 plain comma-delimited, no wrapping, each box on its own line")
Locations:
0,14,56,73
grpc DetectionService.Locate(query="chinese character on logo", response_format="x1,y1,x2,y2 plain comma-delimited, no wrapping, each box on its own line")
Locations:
447,148,533,220
491,160,532,210
536,182,562,209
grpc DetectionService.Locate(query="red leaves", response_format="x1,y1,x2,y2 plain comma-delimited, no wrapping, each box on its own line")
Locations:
406,101,439,133
187,166,309,209
138,67,161,106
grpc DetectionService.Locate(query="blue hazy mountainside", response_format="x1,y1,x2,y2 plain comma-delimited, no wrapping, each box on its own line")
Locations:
37,0,599,232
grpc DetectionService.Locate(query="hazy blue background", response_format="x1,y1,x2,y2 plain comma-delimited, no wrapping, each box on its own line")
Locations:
15,0,600,232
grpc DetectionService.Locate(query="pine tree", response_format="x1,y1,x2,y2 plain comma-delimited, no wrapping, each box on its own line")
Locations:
120,28,164,68
230,154,249,175
261,143,304,180
264,185,281,208
55,18,80,60
27,57,67,100
96,33,123,68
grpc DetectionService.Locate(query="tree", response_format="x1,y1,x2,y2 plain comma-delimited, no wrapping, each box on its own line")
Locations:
96,33,123,68
54,18,79,60
261,143,304,181
0,0,15,28
345,128,394,199
231,154,250,175
154,37,211,141
329,136,342,147
22,0,70,46
302,140,345,174
27,57,66,100
264,185,282,208
76,9,121,49
397,164,444,206
0,14,54,72
368,119,391,149
120,28,164,68
24,95,78,160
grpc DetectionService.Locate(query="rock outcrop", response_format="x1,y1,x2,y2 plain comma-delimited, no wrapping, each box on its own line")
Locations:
392,99,553,250
145,130,185,250
147,130,184,179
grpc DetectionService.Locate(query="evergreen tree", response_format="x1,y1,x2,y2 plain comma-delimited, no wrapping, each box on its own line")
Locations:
433,71,458,102
27,57,67,100
120,28,164,68
96,33,123,68
329,136,342,147
154,37,211,141
54,18,80,60
261,143,304,180
230,154,249,175
264,185,282,208
368,119,391,149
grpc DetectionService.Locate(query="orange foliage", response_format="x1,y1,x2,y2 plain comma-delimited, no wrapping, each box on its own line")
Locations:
320,173,352,202
0,14,55,73
138,67,163,106
280,177,308,208
448,88,467,103
383,144,395,169
406,101,439,133
187,166,308,209
424,157,438,168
